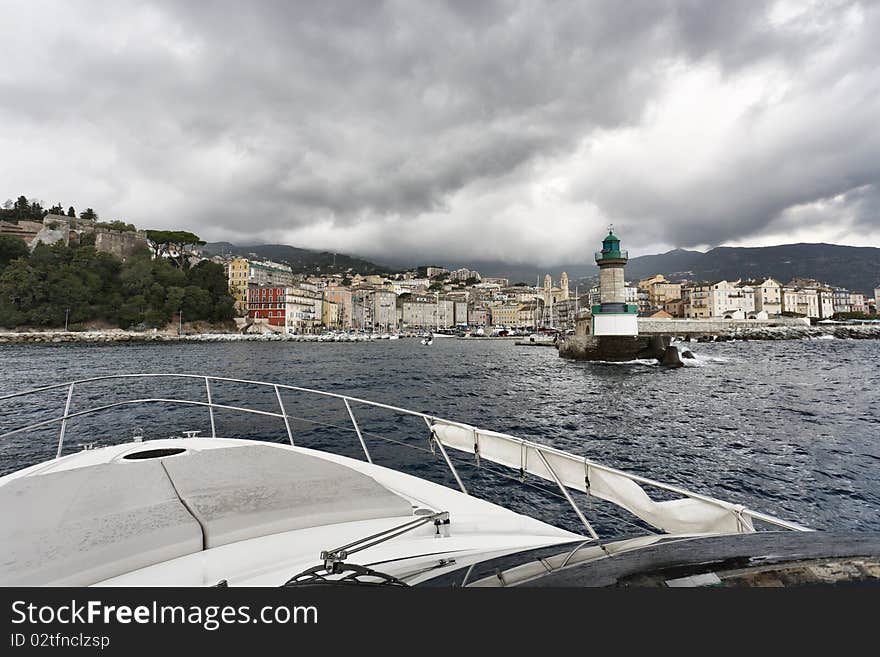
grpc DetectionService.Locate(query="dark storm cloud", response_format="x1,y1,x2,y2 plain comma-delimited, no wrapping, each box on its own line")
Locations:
1,0,878,263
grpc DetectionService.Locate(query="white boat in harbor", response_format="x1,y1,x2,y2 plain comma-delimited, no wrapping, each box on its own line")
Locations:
1,374,876,588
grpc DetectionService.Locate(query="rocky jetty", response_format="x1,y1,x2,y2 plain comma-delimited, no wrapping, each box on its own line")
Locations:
694,325,880,342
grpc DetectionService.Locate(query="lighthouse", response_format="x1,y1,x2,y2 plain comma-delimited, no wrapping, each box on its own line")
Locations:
592,227,638,336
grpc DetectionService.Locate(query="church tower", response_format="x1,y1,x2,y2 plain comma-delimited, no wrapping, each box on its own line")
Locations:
560,272,569,301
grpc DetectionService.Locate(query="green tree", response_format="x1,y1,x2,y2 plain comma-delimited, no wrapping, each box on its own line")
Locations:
145,230,206,269
67,206,76,217
97,220,136,232
79,208,98,222
181,285,212,319
0,259,40,327
0,234,231,329
0,235,29,270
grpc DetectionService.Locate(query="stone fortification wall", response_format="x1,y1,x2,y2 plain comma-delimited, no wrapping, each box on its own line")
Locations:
29,216,71,250
93,229,148,260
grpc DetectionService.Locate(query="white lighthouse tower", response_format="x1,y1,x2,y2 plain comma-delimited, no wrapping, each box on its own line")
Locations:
592,227,638,336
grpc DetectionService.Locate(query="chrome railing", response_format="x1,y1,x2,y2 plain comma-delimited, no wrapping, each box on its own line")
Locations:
0,374,809,537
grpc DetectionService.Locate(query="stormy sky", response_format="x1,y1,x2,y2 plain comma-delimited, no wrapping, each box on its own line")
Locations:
2,0,878,266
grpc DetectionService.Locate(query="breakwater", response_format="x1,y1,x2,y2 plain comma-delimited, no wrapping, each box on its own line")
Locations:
702,325,880,341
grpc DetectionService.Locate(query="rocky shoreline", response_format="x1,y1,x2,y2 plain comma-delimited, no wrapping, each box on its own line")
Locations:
0,331,410,343
0,324,878,344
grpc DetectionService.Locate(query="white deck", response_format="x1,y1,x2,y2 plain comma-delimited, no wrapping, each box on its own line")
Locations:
0,437,581,586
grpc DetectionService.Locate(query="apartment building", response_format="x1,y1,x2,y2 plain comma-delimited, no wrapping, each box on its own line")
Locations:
753,278,783,316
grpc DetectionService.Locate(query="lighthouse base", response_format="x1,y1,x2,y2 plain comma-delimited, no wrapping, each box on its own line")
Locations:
558,334,670,362
592,313,639,336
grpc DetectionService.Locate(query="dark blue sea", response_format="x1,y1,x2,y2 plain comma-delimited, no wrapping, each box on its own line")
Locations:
0,337,877,537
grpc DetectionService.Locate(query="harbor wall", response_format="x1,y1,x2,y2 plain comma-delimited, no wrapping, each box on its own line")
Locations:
638,317,809,335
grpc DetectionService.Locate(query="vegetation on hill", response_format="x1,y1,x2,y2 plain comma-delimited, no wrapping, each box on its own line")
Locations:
0,195,47,224
0,238,233,330
201,242,394,275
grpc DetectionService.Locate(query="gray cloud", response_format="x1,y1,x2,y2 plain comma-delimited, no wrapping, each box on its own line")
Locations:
1,0,878,265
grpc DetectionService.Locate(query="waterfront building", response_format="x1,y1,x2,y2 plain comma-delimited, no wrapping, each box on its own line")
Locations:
638,275,682,314
636,288,650,315
246,285,322,333
373,290,398,330
818,288,835,318
400,295,439,329
490,303,520,327
782,286,821,318
663,298,685,317
754,278,783,316
849,292,866,314
324,285,353,328
453,301,468,325
351,289,373,330
709,280,756,319
227,257,250,315
831,288,851,314
517,301,541,328
437,297,456,327
247,285,286,328
626,285,640,308
552,297,586,330
468,304,490,326
322,299,342,329
875,288,880,313
682,284,712,319
592,229,638,335
227,257,294,316
286,287,322,333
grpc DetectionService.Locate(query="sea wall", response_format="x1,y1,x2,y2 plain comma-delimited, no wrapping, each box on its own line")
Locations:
709,325,880,341
638,317,809,335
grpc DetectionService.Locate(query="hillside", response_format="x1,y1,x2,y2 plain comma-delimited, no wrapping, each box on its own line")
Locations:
202,242,394,275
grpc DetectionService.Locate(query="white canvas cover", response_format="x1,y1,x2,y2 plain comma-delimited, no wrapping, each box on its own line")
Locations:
431,422,754,535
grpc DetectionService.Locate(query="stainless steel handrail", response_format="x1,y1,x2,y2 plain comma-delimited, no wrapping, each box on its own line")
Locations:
0,373,809,535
